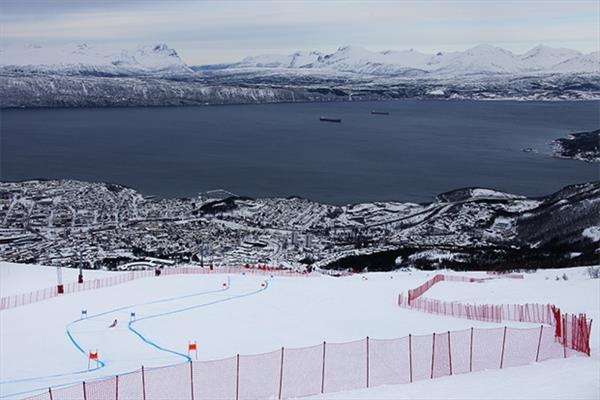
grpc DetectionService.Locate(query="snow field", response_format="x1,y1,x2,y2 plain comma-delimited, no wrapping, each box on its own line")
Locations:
0,262,124,296
1,264,599,399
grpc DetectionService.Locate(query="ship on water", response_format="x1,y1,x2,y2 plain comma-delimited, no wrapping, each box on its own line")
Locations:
319,116,342,123
371,111,390,115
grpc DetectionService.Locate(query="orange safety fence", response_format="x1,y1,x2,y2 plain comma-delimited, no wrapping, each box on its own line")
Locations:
397,274,592,355
21,325,579,400
0,266,316,311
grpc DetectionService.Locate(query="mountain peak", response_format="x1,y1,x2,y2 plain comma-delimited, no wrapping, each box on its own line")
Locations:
0,42,192,76
466,44,511,54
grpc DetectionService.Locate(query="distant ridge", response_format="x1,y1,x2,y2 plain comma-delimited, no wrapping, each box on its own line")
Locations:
207,44,600,76
1,43,598,77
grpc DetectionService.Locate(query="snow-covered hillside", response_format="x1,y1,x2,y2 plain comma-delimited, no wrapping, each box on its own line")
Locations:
0,263,598,399
238,51,324,69
226,44,600,76
0,43,193,76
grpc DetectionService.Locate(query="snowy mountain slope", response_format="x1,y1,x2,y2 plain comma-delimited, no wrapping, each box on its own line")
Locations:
236,50,323,68
553,51,600,73
519,45,582,70
433,44,523,74
0,265,598,399
0,43,193,76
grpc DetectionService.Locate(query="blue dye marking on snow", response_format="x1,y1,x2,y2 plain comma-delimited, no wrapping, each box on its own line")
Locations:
0,278,270,400
0,276,270,398
126,278,270,363
0,276,232,387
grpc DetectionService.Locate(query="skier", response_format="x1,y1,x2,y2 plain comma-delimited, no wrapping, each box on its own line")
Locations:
108,319,118,328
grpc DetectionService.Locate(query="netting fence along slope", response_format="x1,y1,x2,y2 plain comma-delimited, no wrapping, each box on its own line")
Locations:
0,266,315,310
23,273,592,400
23,325,576,400
398,273,592,355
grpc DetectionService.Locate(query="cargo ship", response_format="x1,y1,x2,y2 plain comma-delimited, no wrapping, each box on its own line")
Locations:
320,117,342,123
371,111,390,115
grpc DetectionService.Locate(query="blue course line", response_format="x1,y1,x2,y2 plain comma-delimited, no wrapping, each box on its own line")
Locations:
0,277,268,400
127,279,270,363
0,276,231,387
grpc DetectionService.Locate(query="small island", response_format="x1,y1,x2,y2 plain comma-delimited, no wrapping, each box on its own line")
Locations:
552,129,600,162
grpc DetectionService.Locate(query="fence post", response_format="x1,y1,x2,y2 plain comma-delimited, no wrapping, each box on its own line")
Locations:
278,347,284,400
447,331,452,375
116,375,119,400
469,328,474,372
408,334,413,383
82,381,87,400
190,361,195,400
236,354,240,400
563,316,567,358
535,325,543,362
500,326,507,369
366,336,370,388
141,366,146,400
321,341,326,394
48,387,53,400
430,332,436,379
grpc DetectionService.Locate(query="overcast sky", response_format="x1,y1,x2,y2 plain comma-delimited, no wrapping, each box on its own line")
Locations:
0,0,598,64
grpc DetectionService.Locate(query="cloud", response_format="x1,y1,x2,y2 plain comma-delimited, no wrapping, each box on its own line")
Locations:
0,0,598,64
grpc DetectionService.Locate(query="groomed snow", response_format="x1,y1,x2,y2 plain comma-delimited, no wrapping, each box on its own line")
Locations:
0,264,598,399
0,262,123,296
307,357,599,400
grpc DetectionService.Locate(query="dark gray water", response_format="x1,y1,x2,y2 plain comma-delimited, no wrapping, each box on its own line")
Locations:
1,100,598,204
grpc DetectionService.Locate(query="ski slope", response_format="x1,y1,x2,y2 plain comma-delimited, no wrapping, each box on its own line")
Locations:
0,263,598,399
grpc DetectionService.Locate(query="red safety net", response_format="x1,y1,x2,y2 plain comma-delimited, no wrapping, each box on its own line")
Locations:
144,363,191,400
368,337,410,387
0,266,318,311
193,356,237,400
22,391,50,400
471,327,505,372
280,344,323,399
432,332,451,379
116,369,143,400
238,350,281,400
501,327,540,368
51,382,84,400
448,328,472,375
399,274,592,355
85,377,117,400
409,333,434,382
538,325,566,361
19,273,592,400
323,339,367,394
25,324,575,400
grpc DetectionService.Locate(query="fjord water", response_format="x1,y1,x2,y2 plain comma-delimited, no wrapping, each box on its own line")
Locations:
1,100,598,204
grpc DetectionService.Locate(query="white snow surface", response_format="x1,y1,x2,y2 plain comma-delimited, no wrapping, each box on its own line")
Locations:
470,188,522,199
0,262,123,296
583,226,600,242
0,264,598,399
307,357,599,400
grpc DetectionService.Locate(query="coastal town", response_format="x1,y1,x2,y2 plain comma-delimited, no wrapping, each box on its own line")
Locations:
1,179,598,272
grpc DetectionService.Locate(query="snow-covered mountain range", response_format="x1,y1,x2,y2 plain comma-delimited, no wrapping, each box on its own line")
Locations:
1,43,599,107
0,43,193,76
1,43,598,77
228,44,599,76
